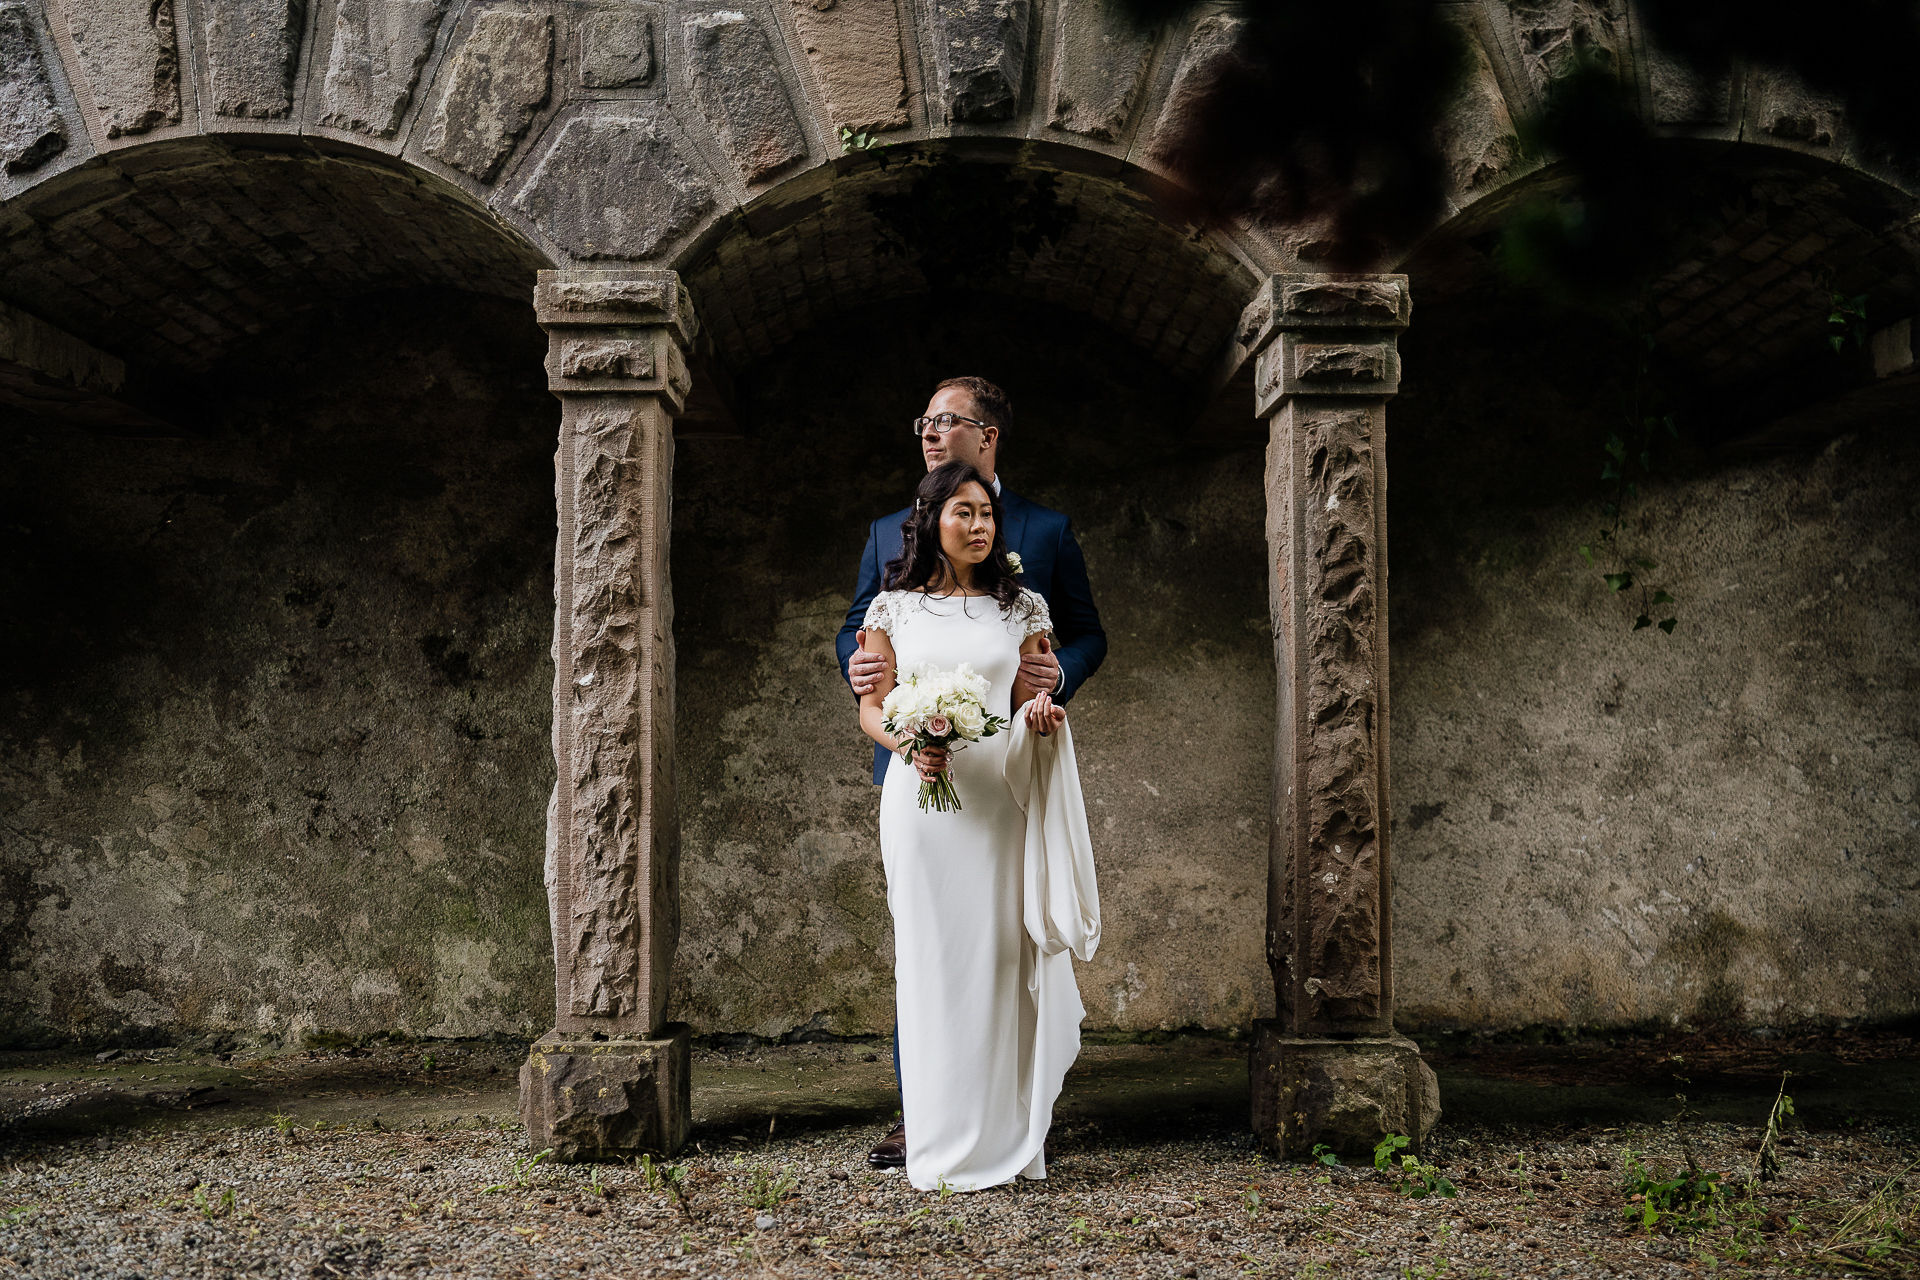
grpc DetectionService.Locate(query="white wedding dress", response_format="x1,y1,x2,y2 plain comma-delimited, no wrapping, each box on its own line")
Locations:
863,587,1101,1192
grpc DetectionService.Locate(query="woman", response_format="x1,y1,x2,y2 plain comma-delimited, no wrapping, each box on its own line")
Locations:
856,460,1100,1192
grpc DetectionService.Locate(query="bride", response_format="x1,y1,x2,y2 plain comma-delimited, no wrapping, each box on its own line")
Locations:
856,459,1101,1192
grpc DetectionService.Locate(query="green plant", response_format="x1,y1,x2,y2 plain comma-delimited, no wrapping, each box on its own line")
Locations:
739,1167,799,1211
482,1148,552,1194
1752,1072,1795,1184
1622,1146,1726,1232
1242,1186,1263,1218
1374,1134,1458,1200
1828,291,1869,353
419,1052,438,1072
192,1184,236,1221
1819,1160,1918,1271
1309,1143,1341,1167
838,125,886,155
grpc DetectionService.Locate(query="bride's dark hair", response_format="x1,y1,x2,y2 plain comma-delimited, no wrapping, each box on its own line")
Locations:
884,460,1026,613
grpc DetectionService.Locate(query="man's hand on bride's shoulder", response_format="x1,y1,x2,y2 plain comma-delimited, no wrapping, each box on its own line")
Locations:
1023,690,1065,737
850,627,887,696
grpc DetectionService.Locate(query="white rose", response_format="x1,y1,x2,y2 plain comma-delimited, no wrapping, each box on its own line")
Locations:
1005,552,1024,575
951,703,987,740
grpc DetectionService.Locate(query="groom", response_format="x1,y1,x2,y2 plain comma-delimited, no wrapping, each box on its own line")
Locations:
835,375,1108,1168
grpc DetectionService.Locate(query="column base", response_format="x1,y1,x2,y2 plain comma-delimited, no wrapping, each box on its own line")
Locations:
519,1024,691,1162
1249,1021,1440,1160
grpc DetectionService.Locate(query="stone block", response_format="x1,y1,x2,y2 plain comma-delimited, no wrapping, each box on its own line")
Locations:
1643,46,1728,125
66,0,182,137
1437,31,1518,193
513,112,715,259
519,1026,691,1161
0,4,65,173
206,0,305,119
578,6,652,89
1507,0,1618,95
1752,67,1841,147
1870,317,1912,379
1249,1026,1439,1159
928,0,1029,123
1047,0,1154,143
683,11,806,183
320,0,450,137
1145,12,1240,165
789,0,906,134
422,9,552,182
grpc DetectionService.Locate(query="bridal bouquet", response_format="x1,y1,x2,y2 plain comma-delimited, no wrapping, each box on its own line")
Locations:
882,662,1009,812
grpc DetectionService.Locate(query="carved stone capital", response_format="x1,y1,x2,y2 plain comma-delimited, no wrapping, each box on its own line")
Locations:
538,271,695,410
1245,274,1409,416
536,269,698,347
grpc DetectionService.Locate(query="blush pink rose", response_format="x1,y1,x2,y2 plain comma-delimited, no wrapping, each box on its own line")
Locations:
926,715,951,736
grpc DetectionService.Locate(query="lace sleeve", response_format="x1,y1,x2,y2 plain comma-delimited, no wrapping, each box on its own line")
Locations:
861,592,896,635
1017,589,1053,639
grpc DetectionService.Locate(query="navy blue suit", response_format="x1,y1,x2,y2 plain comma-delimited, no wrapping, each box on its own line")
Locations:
836,485,1108,783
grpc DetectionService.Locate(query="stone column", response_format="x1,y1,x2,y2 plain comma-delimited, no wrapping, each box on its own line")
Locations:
1244,274,1441,1159
519,269,693,1161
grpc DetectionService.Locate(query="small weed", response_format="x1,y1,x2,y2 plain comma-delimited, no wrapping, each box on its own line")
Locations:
1242,1186,1263,1218
1309,1143,1341,1168
482,1148,552,1194
191,1184,236,1221
419,1053,438,1072
1374,1134,1458,1200
1819,1160,1918,1270
838,125,887,155
1753,1072,1796,1184
1,1203,38,1227
739,1167,799,1211
1621,1146,1726,1232
587,1165,607,1199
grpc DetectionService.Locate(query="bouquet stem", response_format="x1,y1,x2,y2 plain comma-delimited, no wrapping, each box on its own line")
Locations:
918,772,962,813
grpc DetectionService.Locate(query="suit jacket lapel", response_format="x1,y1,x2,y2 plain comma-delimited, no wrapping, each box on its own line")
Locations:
999,486,1031,555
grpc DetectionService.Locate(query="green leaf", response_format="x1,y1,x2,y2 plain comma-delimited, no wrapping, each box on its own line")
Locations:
1659,617,1677,634
1625,481,1638,498
1652,590,1675,605
1605,573,1634,592
1635,558,1658,570
1577,545,1593,564
1639,450,1652,471
1664,416,1679,438
1634,614,1652,630
1605,435,1627,461
1601,463,1619,481
1830,334,1846,353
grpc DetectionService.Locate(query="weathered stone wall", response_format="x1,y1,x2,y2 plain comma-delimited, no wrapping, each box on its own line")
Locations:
0,290,561,1048
1389,295,1920,1033
2,282,1915,1048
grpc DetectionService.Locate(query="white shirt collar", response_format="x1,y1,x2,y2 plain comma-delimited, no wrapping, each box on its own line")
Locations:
989,475,1002,496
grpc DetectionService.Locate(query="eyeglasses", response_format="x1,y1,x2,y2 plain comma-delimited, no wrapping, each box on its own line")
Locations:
912,413,992,436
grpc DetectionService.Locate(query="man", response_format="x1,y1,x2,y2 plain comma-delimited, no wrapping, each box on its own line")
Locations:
834,375,1107,1169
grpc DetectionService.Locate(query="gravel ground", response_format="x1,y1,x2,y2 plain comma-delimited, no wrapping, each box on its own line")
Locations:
1,1100,1913,1278
0,1034,1914,1279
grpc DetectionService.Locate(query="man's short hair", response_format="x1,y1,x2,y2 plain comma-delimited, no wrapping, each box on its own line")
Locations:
934,376,1011,433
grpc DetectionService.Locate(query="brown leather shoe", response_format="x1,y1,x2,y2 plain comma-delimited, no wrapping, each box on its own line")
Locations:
866,1123,906,1169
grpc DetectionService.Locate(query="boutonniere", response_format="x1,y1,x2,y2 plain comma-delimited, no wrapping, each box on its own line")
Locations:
1005,552,1024,575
